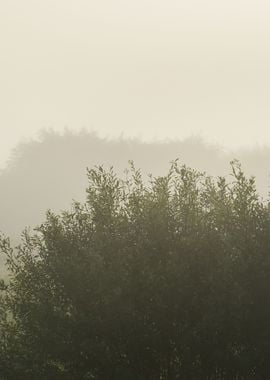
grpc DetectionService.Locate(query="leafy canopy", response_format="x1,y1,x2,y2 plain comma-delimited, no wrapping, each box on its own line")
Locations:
1,160,270,379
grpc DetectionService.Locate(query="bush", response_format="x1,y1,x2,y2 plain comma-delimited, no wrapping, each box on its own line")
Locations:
1,160,270,379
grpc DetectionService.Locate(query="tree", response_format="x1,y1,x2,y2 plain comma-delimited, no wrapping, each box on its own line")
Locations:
1,160,270,379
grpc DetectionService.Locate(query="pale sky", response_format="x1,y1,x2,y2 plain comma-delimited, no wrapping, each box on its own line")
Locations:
1,0,270,167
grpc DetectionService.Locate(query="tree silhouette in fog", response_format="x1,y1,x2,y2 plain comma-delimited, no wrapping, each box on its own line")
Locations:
0,130,227,240
2,129,270,243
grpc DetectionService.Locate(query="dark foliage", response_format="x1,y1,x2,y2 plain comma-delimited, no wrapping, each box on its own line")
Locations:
1,161,270,379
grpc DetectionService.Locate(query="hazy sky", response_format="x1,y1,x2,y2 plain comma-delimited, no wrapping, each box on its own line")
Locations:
1,0,270,167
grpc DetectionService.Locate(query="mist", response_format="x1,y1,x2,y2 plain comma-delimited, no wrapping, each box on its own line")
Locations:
2,0,270,159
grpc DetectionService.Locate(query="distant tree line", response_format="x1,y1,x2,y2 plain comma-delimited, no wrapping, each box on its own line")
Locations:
2,129,270,242
1,160,270,379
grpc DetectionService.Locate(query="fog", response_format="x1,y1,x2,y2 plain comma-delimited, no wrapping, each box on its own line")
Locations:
1,0,270,167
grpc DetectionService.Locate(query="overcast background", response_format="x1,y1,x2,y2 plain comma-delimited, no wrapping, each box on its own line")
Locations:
1,0,270,168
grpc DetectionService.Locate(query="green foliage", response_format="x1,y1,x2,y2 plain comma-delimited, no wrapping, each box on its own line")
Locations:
1,160,270,379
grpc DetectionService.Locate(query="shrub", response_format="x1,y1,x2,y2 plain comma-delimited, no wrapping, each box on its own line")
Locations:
1,161,270,379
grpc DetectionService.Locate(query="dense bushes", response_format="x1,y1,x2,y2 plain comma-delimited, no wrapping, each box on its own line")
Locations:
1,160,270,379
